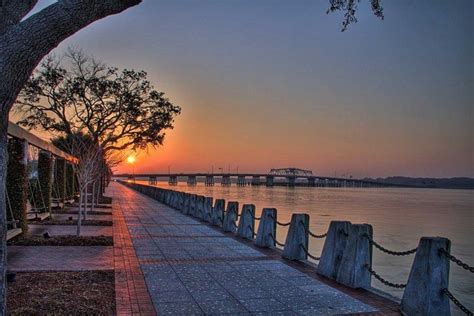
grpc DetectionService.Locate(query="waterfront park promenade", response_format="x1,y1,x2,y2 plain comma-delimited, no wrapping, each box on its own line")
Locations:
111,181,400,315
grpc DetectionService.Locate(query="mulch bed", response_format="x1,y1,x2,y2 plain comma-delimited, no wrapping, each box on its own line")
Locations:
8,235,113,246
54,210,113,215
37,219,113,226
7,270,115,315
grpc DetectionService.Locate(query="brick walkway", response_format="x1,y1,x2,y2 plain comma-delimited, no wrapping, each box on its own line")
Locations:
113,187,156,315
110,182,401,315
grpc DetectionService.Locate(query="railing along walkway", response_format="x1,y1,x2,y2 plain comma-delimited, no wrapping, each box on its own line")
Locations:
112,182,405,315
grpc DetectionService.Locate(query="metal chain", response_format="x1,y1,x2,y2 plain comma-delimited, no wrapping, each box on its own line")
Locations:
443,288,473,316
364,264,406,288
439,248,474,273
268,233,285,247
247,225,256,238
300,244,320,261
362,233,417,256
268,214,290,226
299,222,327,238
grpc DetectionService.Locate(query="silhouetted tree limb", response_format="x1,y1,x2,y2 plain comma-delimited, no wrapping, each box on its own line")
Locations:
327,0,384,31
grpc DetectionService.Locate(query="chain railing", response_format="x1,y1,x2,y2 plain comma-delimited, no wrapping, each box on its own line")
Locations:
443,288,473,316
269,233,285,247
247,225,256,239
300,243,320,261
438,248,473,315
300,221,327,238
439,248,474,273
364,264,406,289
362,233,417,256
269,214,290,226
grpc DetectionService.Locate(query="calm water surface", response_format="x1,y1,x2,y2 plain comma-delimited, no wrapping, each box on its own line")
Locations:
134,180,473,314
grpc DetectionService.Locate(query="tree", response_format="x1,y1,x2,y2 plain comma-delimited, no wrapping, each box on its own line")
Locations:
53,133,103,236
0,0,142,312
15,49,181,158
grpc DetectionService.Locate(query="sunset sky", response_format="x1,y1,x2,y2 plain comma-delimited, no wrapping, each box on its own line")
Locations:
26,0,473,178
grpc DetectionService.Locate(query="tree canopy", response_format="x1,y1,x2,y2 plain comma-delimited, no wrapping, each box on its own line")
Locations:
15,49,181,159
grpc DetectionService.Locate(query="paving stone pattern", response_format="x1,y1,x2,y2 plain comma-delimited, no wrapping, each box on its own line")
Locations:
111,183,379,315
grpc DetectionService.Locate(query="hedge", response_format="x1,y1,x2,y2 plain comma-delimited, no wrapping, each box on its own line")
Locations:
6,138,28,232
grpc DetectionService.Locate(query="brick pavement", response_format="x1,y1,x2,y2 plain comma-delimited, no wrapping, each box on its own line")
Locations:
110,182,401,315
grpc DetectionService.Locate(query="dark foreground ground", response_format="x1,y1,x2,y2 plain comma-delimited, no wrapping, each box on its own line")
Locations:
7,270,115,315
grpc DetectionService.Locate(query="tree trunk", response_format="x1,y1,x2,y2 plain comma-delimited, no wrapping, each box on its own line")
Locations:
77,187,83,236
0,1,142,312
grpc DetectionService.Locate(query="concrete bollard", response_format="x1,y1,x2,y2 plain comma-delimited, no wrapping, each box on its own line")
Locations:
223,201,239,233
195,195,205,218
202,197,213,222
182,193,191,214
189,194,197,216
237,204,256,240
255,208,277,248
317,221,352,280
178,192,185,211
336,224,373,289
170,191,177,208
211,199,225,227
401,237,451,316
173,192,179,209
282,213,309,261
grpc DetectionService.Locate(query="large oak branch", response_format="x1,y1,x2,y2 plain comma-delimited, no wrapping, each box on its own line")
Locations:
0,0,141,117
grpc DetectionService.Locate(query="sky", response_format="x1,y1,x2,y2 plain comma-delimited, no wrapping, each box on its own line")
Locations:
24,0,473,178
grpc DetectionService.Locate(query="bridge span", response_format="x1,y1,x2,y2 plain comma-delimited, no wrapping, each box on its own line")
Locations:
114,168,396,188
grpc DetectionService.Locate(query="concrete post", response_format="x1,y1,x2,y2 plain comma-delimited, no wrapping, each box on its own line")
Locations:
164,190,171,205
401,237,451,316
223,201,239,233
195,195,205,218
203,197,213,222
336,224,373,289
211,199,225,227
178,192,185,211
282,214,309,260
182,193,191,214
317,221,352,279
170,191,177,208
255,208,277,248
237,204,255,240
189,194,197,216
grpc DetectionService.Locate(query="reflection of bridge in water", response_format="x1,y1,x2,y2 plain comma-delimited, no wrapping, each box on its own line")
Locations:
115,167,397,188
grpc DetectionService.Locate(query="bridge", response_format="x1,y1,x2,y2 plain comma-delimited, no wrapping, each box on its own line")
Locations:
114,167,396,188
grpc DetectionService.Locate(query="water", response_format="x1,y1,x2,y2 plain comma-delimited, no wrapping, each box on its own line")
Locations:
134,179,473,314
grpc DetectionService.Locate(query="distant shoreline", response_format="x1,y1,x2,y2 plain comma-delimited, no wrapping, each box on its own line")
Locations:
363,176,474,190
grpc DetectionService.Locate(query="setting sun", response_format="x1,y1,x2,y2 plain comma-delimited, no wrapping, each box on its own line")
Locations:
126,155,136,164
